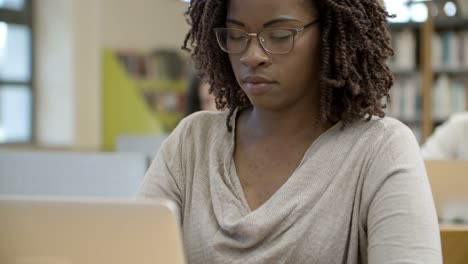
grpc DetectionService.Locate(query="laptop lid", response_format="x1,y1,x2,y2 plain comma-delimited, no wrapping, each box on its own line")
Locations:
0,196,186,264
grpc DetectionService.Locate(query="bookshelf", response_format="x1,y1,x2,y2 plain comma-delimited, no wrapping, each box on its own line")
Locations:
102,49,188,151
388,24,423,141
387,9,468,143
422,5,434,143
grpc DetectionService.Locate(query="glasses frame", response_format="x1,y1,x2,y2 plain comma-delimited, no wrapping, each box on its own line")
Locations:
214,19,320,55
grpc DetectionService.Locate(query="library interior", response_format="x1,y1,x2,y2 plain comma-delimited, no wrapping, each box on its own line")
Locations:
0,0,468,263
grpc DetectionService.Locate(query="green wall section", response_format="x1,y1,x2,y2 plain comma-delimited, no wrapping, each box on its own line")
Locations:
102,50,163,151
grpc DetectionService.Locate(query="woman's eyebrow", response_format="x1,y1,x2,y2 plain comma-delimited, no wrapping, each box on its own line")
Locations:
226,18,245,27
263,17,301,27
226,17,301,28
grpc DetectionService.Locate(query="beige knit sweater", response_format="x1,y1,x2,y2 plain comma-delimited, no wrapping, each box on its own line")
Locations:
139,110,442,264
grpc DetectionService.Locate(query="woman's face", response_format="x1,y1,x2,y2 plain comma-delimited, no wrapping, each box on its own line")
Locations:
227,0,321,111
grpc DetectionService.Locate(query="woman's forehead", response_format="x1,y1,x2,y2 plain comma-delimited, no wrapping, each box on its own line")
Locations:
227,0,316,26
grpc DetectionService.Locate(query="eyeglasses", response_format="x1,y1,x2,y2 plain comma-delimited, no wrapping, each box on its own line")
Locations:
214,19,319,55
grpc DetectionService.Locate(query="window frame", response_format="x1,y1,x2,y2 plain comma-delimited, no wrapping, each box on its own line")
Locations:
0,0,34,145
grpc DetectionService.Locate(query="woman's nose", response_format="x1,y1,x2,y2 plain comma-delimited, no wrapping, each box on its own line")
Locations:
239,37,271,69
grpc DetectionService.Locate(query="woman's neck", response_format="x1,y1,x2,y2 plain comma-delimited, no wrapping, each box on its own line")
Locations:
240,102,333,141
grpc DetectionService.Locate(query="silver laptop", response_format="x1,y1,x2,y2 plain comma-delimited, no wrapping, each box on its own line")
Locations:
0,196,186,264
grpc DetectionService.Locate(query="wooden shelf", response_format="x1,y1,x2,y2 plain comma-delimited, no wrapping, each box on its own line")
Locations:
391,68,468,76
440,224,468,264
387,22,422,30
386,9,468,143
434,18,468,30
400,119,422,125
391,69,419,75
440,224,468,231
387,11,468,142
421,6,434,142
388,18,468,31
433,68,468,75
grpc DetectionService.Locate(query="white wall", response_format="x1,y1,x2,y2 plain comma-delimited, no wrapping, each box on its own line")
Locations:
99,0,190,51
34,0,190,150
73,0,101,149
35,0,75,147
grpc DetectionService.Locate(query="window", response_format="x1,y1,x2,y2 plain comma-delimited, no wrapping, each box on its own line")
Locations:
0,0,25,11
385,0,461,23
384,0,429,23
0,0,33,143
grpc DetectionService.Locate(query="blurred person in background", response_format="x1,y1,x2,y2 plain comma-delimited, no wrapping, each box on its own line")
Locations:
422,112,468,160
185,73,217,116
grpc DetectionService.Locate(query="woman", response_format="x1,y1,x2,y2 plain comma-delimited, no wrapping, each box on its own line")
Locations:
139,0,442,263
422,112,468,160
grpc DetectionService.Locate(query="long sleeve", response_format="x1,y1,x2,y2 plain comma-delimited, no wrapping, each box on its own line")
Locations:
137,118,188,222
365,123,442,263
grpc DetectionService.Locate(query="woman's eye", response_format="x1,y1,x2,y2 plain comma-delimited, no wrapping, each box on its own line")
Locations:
228,32,247,40
269,32,291,40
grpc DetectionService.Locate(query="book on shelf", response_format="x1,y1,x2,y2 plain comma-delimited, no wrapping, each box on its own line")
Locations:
458,0,468,18
432,74,468,121
116,50,188,81
432,29,468,71
386,74,421,122
389,28,417,71
114,49,189,132
385,75,423,143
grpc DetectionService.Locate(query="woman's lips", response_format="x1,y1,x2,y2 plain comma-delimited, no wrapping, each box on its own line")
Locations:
244,82,276,95
242,75,276,95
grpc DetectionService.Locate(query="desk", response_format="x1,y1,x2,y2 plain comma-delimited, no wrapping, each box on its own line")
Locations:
440,224,468,264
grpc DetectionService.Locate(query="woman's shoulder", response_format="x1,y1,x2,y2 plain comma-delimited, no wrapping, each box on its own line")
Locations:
158,110,230,158
335,116,421,164
353,116,421,164
184,110,228,122
372,116,413,134
182,110,229,130
171,110,231,142
344,115,416,144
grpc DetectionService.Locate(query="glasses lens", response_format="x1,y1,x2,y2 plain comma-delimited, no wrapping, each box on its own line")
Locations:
259,29,294,54
215,28,249,54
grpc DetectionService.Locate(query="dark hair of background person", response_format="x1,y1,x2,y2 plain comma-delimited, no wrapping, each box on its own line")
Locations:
185,73,202,116
182,0,395,132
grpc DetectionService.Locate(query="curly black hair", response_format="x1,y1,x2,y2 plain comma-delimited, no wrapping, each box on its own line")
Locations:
182,0,395,132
